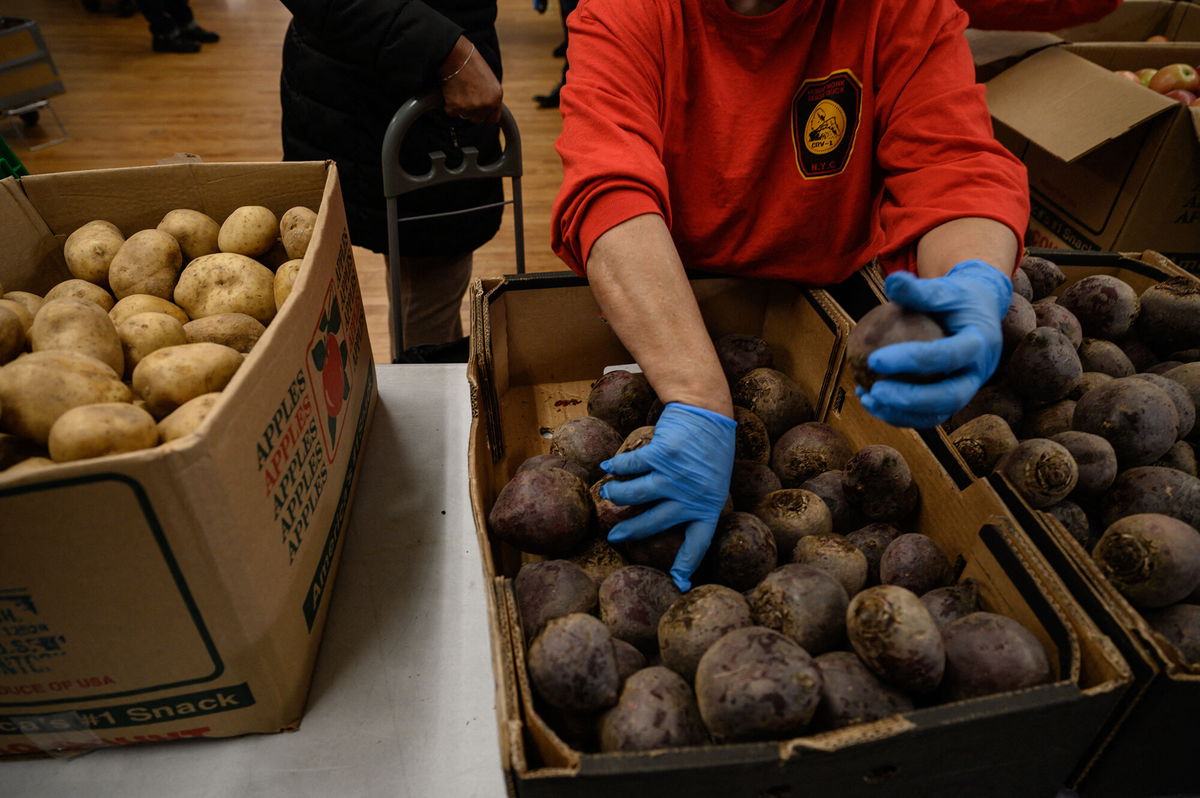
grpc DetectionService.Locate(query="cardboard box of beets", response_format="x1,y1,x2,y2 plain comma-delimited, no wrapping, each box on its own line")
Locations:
980,42,1200,274
466,271,1131,798
868,249,1200,797
0,161,377,755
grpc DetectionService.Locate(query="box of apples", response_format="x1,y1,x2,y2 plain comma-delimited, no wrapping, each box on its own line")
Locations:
984,42,1200,274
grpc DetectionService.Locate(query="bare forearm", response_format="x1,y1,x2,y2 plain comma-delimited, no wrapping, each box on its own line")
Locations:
915,217,1019,279
587,214,733,417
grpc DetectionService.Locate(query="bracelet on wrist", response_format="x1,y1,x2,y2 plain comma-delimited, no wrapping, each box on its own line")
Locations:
440,42,476,83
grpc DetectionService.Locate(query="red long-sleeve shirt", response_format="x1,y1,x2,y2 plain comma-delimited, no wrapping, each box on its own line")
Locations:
551,0,1030,283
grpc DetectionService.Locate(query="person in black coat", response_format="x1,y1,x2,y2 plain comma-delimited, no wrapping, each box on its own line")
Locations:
280,0,504,360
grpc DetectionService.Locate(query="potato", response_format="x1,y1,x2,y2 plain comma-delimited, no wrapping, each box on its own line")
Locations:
183,312,266,353
131,342,244,418
109,294,190,327
218,205,279,257
117,311,188,376
44,279,115,311
29,297,124,375
2,456,55,477
274,258,302,310
48,402,159,462
0,350,132,445
279,206,317,260
3,291,44,321
63,219,124,284
107,229,184,300
0,305,25,364
0,299,33,332
174,253,277,325
157,209,220,261
157,392,222,442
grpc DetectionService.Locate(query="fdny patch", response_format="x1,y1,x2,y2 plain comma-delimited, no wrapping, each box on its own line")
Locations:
791,69,862,179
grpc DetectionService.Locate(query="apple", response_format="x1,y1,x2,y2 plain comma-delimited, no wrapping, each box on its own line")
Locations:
1148,63,1200,94
1165,89,1197,105
1146,34,1171,43
1137,68,1158,87
1115,70,1141,83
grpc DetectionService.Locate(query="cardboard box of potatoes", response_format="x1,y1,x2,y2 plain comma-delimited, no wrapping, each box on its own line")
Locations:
0,160,378,755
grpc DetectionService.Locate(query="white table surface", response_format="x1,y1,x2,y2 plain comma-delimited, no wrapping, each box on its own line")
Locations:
0,364,508,798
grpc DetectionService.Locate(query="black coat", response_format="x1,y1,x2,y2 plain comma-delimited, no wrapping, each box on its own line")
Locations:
280,0,504,256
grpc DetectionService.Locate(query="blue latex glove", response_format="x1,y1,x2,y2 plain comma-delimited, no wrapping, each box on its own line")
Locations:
599,402,736,592
858,260,1012,429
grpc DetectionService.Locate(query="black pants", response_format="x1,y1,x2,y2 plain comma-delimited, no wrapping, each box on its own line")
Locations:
137,0,194,35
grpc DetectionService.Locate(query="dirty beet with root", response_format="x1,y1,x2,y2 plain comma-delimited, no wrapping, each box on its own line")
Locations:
1092,513,1200,609
515,559,598,641
550,415,623,483
714,332,775,383
770,421,853,488
847,302,945,389
586,369,656,438
792,534,869,597
731,367,813,442
488,466,593,555
657,584,754,683
879,533,952,596
843,444,919,522
702,511,778,591
951,414,1018,477
1058,274,1140,340
997,438,1079,509
813,650,915,730
1073,377,1180,467
749,563,849,655
528,613,620,712
939,612,1052,701
599,565,682,653
599,666,708,752
753,488,834,556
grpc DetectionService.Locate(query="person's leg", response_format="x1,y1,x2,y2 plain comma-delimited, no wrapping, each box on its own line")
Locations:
534,0,580,108
137,0,200,52
397,252,473,350
165,0,220,43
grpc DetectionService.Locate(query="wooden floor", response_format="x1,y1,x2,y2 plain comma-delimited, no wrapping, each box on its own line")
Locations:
5,0,573,363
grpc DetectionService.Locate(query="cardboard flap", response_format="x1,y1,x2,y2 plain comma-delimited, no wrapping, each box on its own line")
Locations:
967,29,1061,67
986,47,1177,162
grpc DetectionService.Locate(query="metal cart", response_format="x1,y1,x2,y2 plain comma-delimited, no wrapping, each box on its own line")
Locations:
382,92,525,362
0,17,67,151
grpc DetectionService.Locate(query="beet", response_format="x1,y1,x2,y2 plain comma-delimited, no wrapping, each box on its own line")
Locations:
702,511,778,591
1000,294,1038,356
515,559,599,641
694,626,823,742
842,444,919,522
998,438,1078,509
489,467,593,555
714,333,774,383
1019,256,1066,300
550,415,623,483
921,580,980,630
948,384,1025,431
951,414,1019,477
770,422,853,488
792,534,869,597
753,488,834,556
748,564,849,655
1145,603,1200,664
599,666,708,752
847,585,946,694
1073,377,1179,467
570,537,629,587
516,453,590,484
940,612,1052,700
1020,400,1076,440
1068,371,1114,401
528,613,621,712
1011,267,1033,302
1136,278,1200,356
733,406,771,464
587,370,656,438
1058,274,1140,340
800,470,867,534
599,566,681,652
1092,513,1200,609
847,523,904,586
591,475,640,534
618,527,685,575
658,584,754,683
1077,338,1135,378
731,367,814,442
1155,441,1198,477
1033,301,1083,349
879,533,952,596
1050,430,1117,499
813,651,914,730
1043,500,1097,550
847,302,945,389
613,639,647,684
1130,372,1196,440
729,459,782,513
1100,466,1200,530
1004,327,1082,404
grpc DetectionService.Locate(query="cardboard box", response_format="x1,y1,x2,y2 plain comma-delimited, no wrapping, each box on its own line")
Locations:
468,272,1131,797
0,161,377,754
983,43,1200,273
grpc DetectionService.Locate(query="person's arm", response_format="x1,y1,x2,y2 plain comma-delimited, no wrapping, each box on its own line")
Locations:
915,216,1018,278
438,35,503,125
587,214,732,416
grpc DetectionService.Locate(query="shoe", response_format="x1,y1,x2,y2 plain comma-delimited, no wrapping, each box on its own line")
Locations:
393,336,470,364
152,32,201,53
115,0,136,17
533,83,562,109
180,22,220,43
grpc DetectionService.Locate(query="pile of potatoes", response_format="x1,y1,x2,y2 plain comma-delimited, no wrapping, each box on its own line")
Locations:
489,334,1052,753
0,203,318,475
934,256,1200,667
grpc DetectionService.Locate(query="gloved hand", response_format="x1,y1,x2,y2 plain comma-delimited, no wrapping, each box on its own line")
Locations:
599,402,736,591
857,260,1012,429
